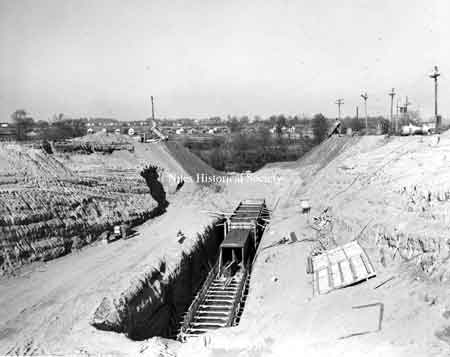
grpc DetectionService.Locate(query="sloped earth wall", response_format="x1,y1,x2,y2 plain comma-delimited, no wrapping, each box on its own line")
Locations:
91,222,224,340
0,142,176,275
0,187,160,275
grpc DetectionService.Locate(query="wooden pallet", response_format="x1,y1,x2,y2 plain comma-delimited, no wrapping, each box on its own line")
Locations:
312,240,376,295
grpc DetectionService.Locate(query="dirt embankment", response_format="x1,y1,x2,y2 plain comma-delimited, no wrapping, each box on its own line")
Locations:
0,143,160,275
164,141,221,181
91,223,224,340
177,134,450,357
0,192,221,355
3,134,450,356
0,135,222,274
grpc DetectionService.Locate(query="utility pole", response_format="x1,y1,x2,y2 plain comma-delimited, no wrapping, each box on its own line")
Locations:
361,92,368,132
429,66,440,132
388,88,396,134
403,96,411,113
150,96,155,121
335,99,344,120
399,96,411,129
356,106,359,120
396,98,400,131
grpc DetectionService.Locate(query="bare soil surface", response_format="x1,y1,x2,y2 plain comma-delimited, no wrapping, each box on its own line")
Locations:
177,134,450,357
2,134,450,356
0,190,214,355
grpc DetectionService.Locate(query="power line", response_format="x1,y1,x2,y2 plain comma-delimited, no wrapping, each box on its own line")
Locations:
151,96,155,121
396,98,400,130
429,66,440,132
335,99,344,120
398,96,412,129
403,96,411,112
388,88,396,133
360,92,368,132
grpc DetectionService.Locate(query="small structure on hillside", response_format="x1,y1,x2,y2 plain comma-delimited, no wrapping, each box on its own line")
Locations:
300,200,311,214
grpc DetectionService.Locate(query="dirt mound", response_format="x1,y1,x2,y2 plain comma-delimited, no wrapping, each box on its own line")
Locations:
59,141,220,191
54,132,134,153
74,132,132,145
0,143,159,273
0,138,220,272
3,133,450,356
185,134,450,357
0,143,74,186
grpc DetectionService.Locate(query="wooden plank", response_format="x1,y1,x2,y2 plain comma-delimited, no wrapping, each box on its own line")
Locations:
351,255,367,279
361,245,376,273
328,264,334,290
340,260,353,284
359,253,371,275
331,263,342,287
348,256,359,280
341,245,358,281
337,261,345,286
318,268,330,293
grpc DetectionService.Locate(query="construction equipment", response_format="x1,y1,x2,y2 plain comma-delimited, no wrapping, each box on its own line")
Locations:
400,123,434,136
108,224,127,242
149,120,168,141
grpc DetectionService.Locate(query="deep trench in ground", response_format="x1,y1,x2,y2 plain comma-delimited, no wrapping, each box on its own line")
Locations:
124,221,226,341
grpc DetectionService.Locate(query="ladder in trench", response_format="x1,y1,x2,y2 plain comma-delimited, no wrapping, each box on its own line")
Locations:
177,269,250,340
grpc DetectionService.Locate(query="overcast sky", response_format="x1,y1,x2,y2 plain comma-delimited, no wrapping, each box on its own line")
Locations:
0,0,448,121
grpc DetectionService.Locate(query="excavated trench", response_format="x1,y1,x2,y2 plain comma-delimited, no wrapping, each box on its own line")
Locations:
91,221,225,341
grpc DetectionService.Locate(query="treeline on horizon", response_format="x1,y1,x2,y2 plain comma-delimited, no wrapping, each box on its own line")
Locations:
182,113,375,172
9,111,86,141
9,107,425,142
181,113,418,172
8,109,393,172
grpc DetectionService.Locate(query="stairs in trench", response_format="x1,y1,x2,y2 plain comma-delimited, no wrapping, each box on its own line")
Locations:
179,274,245,339
234,275,250,324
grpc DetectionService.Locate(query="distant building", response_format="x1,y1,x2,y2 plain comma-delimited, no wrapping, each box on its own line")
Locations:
215,126,230,134
298,127,315,139
84,118,119,133
0,122,16,141
199,117,223,126
86,118,118,126
59,118,88,126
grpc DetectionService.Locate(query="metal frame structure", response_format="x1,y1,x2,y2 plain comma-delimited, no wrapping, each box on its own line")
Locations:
177,199,269,341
